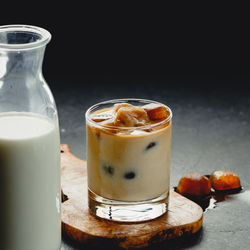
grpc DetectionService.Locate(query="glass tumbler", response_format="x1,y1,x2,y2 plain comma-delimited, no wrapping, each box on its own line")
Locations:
0,25,61,250
86,98,172,222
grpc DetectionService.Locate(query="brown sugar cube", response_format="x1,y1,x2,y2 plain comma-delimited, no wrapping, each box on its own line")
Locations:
113,103,132,112
114,107,149,127
210,170,241,191
177,173,211,198
142,103,169,120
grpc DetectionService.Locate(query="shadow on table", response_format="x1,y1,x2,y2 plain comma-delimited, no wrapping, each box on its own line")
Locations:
144,228,204,250
62,228,203,250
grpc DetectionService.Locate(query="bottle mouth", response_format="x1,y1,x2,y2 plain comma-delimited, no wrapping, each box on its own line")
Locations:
0,24,51,50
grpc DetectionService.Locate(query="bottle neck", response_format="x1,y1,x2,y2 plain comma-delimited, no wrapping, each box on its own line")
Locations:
1,46,46,79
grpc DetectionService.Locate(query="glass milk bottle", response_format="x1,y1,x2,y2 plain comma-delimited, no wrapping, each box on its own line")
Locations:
0,25,61,250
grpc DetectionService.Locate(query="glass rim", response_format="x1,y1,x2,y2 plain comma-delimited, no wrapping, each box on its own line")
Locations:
0,24,51,50
85,98,173,130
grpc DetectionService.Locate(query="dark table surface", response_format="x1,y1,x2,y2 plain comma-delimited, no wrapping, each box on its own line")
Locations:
50,73,250,250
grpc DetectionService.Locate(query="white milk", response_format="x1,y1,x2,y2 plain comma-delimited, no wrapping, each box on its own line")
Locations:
0,112,61,250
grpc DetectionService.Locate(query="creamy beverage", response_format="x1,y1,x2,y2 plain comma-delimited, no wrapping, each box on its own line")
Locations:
87,122,171,201
86,99,172,218
0,112,61,250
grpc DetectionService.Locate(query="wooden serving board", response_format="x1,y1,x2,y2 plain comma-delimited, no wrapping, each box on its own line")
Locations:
60,144,203,249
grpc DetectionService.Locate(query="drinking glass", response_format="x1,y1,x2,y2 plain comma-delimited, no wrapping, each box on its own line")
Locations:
85,98,172,222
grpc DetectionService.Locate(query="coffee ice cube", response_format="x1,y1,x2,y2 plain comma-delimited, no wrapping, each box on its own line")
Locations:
114,107,149,127
113,103,132,112
210,170,241,191
143,103,169,121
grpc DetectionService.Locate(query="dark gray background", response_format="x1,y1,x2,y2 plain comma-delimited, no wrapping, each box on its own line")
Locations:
2,3,250,75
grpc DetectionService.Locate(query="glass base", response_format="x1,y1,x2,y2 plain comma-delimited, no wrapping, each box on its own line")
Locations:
88,189,169,222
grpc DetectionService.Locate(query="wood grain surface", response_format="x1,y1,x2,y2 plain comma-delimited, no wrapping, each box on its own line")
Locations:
60,144,203,249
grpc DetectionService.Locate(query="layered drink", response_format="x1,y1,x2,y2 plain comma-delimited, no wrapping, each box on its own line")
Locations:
86,99,172,222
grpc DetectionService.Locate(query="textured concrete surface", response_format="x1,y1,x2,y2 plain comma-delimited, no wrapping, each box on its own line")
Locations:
49,74,250,250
